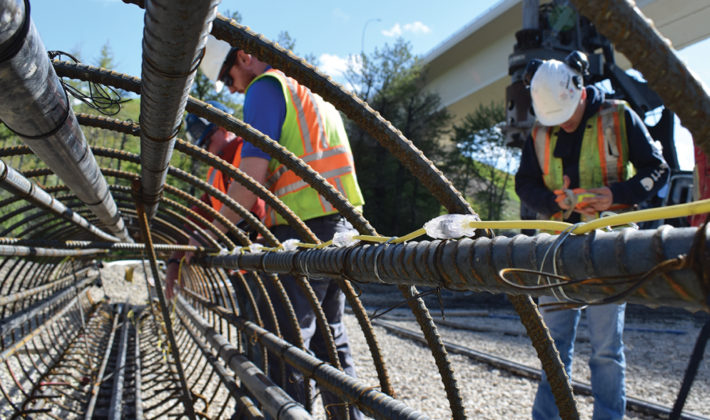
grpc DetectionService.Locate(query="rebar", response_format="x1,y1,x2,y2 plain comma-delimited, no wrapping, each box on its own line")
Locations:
0,1,708,419
0,0,131,242
204,226,709,313
138,0,220,218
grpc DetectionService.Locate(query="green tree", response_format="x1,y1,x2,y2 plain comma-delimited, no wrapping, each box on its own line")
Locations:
443,102,520,220
96,41,116,69
344,39,451,236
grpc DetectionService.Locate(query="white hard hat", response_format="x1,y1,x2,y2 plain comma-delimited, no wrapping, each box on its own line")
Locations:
530,59,583,126
200,35,232,93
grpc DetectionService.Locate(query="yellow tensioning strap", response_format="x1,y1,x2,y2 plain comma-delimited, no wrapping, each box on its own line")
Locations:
216,198,710,255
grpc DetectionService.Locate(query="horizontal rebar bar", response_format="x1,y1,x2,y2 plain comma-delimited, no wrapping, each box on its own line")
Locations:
183,295,431,420
0,237,205,253
85,304,121,420
204,226,709,312
176,300,267,420
0,292,86,364
109,305,130,420
0,0,130,241
138,0,219,218
0,159,120,242
175,295,313,420
0,244,106,257
0,267,93,306
0,274,98,342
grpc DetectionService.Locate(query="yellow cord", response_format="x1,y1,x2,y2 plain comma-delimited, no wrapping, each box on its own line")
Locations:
571,198,710,234
223,198,709,254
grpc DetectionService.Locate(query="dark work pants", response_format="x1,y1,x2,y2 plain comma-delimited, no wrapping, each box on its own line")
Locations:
265,214,363,420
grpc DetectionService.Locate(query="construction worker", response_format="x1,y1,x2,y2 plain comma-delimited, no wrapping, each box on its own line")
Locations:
164,100,265,300
195,34,365,419
515,52,668,420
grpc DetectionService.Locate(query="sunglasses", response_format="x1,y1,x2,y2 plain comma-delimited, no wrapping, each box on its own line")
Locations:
218,47,238,88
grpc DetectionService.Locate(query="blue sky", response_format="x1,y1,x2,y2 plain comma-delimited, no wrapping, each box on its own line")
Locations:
29,0,709,169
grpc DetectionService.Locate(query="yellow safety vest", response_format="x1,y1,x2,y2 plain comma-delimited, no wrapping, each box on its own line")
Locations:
532,100,635,221
246,69,364,227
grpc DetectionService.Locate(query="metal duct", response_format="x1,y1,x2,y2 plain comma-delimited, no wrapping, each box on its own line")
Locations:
204,226,710,313
138,0,220,217
0,159,121,242
0,0,131,242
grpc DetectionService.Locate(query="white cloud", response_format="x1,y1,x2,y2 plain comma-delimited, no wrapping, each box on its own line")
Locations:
404,21,431,34
317,54,362,92
382,21,431,37
382,23,403,38
318,53,351,79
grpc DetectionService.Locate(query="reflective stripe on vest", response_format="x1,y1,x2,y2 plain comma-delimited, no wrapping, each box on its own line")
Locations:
532,100,633,192
246,69,364,227
532,100,635,222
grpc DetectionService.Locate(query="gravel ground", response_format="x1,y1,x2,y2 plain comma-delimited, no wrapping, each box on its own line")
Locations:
341,305,710,420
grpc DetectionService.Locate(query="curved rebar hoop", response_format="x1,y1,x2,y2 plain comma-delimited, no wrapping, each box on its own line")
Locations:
44,66,399,407
1,1,707,418
209,13,578,420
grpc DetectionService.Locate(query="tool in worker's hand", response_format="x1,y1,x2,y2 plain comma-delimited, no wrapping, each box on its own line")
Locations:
556,188,596,219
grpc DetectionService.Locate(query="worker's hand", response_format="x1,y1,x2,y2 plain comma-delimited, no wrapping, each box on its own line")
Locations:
164,250,193,301
165,260,180,301
577,186,613,215
553,175,573,210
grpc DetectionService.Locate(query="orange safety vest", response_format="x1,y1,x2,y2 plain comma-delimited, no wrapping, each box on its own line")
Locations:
206,141,243,212
205,139,266,220
245,69,364,227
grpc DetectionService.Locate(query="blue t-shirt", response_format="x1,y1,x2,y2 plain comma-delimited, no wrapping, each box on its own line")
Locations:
240,74,286,161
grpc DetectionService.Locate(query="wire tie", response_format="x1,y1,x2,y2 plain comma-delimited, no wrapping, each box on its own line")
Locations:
2,85,71,140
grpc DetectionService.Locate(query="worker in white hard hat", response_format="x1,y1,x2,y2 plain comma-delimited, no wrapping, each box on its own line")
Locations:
515,51,668,420
191,34,365,420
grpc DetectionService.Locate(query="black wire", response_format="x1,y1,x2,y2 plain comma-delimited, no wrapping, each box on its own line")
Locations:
48,50,130,116
370,287,445,320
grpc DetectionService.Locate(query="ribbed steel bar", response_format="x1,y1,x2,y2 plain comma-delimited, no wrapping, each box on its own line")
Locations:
133,314,144,420
12,297,102,418
133,179,196,420
0,237,202,254
570,0,710,156
95,166,246,248
0,289,83,365
184,295,431,420
0,267,93,306
84,304,121,419
88,141,277,245
205,226,710,312
0,159,120,242
0,244,105,258
176,296,301,419
52,59,463,418
108,305,130,420
185,99,376,236
138,0,219,218
210,15,475,220
67,108,313,244
0,0,130,242
0,274,97,343
70,113,378,410
178,300,266,420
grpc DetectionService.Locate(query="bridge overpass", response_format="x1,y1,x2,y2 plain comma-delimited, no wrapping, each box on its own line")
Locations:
421,0,710,127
